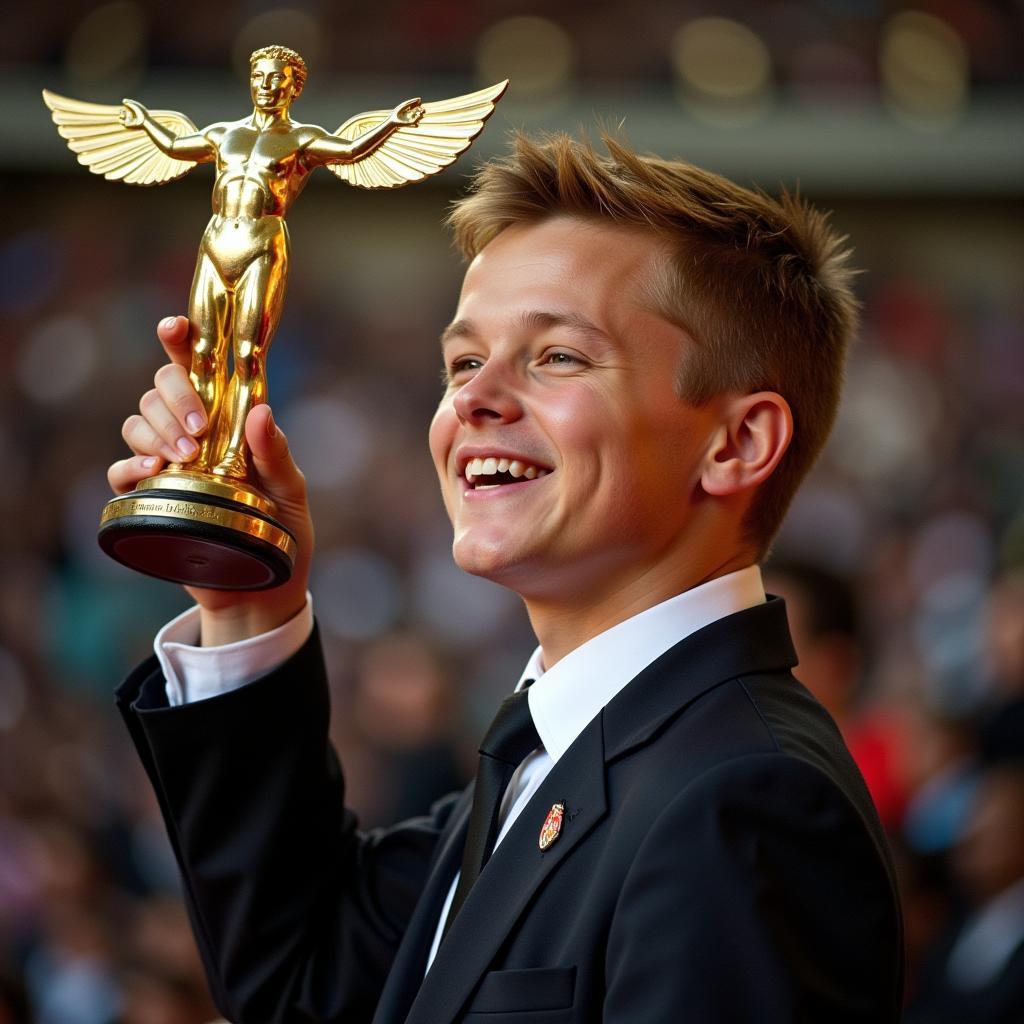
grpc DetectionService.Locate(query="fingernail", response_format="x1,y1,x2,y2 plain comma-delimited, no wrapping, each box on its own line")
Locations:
186,412,205,433
176,436,198,457
267,411,278,438
160,316,178,330
141,456,158,469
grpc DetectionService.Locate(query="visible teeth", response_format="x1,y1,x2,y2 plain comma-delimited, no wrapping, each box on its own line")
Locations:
475,484,500,490
463,455,550,486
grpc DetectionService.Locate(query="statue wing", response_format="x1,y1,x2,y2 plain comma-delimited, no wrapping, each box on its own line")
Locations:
42,90,199,186
327,80,508,189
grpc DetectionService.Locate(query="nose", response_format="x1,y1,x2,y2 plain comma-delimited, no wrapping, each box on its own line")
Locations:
451,361,522,426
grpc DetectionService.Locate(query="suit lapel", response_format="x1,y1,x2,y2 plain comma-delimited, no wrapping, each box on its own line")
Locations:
385,598,796,1023
372,787,473,1024
601,596,797,761
404,714,608,1024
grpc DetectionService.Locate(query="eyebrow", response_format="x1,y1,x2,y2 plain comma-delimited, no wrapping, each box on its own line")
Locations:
440,310,614,350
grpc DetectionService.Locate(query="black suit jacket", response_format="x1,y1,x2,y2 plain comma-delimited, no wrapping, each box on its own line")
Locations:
117,597,904,1023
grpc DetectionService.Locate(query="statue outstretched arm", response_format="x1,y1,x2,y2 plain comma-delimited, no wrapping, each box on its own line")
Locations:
321,81,508,190
120,99,216,163
42,90,204,186
302,97,424,166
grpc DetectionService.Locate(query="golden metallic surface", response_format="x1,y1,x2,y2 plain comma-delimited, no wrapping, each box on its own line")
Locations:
44,53,507,491
100,493,298,563
135,471,275,516
329,81,510,189
41,91,199,184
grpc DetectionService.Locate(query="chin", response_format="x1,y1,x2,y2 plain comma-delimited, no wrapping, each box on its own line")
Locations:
451,534,530,586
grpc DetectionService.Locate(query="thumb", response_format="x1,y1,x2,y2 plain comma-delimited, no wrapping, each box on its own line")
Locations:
245,404,307,509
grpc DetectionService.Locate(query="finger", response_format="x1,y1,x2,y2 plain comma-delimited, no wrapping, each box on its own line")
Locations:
108,454,163,496
124,403,196,464
138,387,200,461
156,315,192,369
153,362,207,437
244,405,307,507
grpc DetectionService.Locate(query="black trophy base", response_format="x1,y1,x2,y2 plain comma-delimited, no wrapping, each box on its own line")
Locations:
98,474,297,591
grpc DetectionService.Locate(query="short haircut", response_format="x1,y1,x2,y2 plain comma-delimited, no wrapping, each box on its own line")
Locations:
250,45,308,97
448,133,859,559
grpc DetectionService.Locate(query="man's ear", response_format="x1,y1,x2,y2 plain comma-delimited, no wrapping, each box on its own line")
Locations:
701,391,793,497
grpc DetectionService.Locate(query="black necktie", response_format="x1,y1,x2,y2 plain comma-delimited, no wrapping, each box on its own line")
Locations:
443,686,540,938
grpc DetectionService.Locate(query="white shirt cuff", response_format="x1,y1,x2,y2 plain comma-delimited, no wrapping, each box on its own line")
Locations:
155,595,315,706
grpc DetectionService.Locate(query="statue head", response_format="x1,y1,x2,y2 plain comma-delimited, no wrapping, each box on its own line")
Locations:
249,45,308,110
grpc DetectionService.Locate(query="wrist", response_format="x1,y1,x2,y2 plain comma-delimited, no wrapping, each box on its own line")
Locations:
198,591,308,647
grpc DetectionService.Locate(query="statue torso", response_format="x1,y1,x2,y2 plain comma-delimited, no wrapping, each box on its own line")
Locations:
210,119,314,220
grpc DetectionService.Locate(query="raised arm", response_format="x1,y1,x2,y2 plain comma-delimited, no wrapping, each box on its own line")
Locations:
120,98,217,163
110,316,459,1021
302,97,424,167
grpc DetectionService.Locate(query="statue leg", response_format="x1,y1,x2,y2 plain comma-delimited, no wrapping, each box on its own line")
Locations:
185,250,231,472
211,246,286,478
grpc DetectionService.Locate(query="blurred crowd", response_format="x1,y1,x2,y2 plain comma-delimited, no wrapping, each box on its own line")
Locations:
2,1,1024,1021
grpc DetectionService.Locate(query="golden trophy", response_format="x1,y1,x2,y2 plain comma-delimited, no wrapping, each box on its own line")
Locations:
44,46,506,590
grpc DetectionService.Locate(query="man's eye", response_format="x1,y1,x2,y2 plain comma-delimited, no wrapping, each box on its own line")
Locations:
443,358,483,383
545,351,581,366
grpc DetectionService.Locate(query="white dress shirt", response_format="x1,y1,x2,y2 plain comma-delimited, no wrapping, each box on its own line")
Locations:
156,595,315,704
154,565,766,972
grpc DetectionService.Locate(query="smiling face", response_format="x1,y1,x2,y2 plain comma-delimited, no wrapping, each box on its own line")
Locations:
429,216,730,613
250,58,297,113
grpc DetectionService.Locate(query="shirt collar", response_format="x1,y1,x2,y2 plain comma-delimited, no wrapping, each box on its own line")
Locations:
518,565,765,763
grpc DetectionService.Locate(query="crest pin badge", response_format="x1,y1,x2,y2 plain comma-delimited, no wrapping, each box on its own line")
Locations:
539,802,565,850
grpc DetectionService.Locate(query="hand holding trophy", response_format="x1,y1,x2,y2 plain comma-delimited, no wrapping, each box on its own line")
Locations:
44,46,506,590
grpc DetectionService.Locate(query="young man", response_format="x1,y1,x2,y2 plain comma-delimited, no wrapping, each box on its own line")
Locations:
110,134,903,1022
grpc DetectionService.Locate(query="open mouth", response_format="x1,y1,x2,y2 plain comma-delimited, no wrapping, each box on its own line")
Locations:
463,456,550,491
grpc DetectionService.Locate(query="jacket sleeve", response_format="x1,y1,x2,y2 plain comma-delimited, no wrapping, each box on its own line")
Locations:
603,752,903,1023
116,624,460,1023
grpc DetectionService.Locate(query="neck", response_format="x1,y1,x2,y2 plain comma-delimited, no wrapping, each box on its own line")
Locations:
524,547,755,669
252,107,289,129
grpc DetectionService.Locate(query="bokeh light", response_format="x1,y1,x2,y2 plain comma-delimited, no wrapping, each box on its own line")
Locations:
671,17,773,125
284,395,372,491
880,10,969,129
476,17,574,101
65,1,148,87
16,315,99,405
313,548,403,640
231,7,323,81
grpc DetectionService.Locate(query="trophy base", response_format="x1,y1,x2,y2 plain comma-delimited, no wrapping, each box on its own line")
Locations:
98,471,298,590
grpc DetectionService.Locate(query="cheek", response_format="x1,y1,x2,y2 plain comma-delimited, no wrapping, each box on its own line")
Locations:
428,402,455,471
538,382,619,448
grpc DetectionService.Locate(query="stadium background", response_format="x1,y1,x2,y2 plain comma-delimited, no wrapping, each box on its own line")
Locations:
0,2,1022,1020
